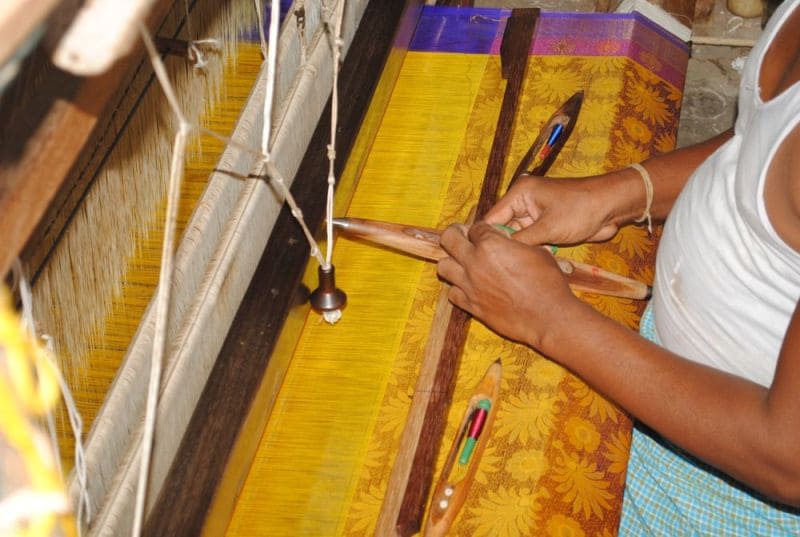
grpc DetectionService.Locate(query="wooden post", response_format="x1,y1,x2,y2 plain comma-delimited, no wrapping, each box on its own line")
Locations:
375,9,540,537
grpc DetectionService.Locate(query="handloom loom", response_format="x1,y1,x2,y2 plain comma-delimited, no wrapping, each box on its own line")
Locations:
0,1,690,536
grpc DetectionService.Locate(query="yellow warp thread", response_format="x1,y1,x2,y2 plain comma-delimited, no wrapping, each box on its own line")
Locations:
54,43,263,470
224,51,492,536
225,53,681,536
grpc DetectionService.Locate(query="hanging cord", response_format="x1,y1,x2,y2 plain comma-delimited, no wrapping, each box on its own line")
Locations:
131,26,191,537
254,0,326,267
0,282,72,535
132,5,345,530
322,0,345,269
183,0,222,71
12,261,91,535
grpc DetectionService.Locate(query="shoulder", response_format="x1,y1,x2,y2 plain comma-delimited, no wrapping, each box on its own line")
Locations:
765,122,800,254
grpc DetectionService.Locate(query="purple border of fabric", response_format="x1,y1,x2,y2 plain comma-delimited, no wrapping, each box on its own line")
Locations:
409,7,688,89
409,6,509,54
532,12,689,88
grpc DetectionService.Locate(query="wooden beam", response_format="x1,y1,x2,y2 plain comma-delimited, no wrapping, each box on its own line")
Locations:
376,9,540,537
0,0,59,72
142,2,420,535
0,0,182,279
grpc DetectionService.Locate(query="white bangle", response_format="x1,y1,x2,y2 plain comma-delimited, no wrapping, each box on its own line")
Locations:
628,162,653,234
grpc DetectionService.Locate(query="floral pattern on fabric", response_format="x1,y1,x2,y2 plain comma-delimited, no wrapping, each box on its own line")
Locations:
342,56,681,536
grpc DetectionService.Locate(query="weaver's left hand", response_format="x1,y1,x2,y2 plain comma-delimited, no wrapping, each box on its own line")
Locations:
437,222,581,350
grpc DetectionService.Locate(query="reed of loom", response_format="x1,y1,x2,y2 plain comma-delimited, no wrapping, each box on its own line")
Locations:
0,0,395,535
375,9,540,536
144,3,424,535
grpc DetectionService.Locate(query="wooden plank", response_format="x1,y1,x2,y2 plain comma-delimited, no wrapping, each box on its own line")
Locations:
0,0,182,279
141,2,419,535
0,0,59,71
376,9,540,537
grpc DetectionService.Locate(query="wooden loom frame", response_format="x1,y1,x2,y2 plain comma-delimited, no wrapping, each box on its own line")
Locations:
2,0,414,535
1,1,698,535
145,2,423,534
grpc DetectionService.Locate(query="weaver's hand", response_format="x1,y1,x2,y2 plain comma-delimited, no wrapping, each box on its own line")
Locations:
485,174,624,246
437,222,583,350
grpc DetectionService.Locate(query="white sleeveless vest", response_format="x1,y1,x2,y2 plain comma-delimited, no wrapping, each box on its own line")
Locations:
650,0,800,387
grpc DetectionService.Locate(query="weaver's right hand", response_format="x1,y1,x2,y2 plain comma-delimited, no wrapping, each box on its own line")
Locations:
485,173,627,247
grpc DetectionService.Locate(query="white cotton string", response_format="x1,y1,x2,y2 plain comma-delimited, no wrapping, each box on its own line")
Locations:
132,26,191,537
188,39,222,72
260,0,280,157
323,0,345,269
256,0,325,266
264,160,324,265
42,335,90,536
183,0,221,71
11,260,91,534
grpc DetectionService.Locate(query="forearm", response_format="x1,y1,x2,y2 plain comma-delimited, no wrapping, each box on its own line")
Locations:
538,301,800,506
601,129,734,227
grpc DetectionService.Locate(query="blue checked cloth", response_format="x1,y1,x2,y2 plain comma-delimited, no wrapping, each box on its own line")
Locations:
618,304,800,536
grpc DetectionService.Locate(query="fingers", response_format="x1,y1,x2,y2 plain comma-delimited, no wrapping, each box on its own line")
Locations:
511,218,553,246
436,256,466,288
446,285,472,314
467,220,507,244
437,255,475,314
439,224,472,264
483,196,516,226
484,175,542,226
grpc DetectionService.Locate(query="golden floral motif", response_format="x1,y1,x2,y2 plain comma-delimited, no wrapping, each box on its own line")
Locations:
636,263,656,290
527,65,586,103
545,513,587,537
611,226,653,261
474,443,504,485
574,56,627,76
556,158,606,179
346,482,385,534
594,249,633,277
610,138,650,166
573,100,618,135
524,355,567,390
345,47,683,536
506,448,549,482
465,486,544,537
576,135,613,159
624,75,671,126
622,116,653,144
567,376,623,424
655,130,677,155
377,389,412,441
583,294,641,330
496,390,565,445
556,243,591,264
551,453,614,519
564,416,602,453
603,429,633,477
